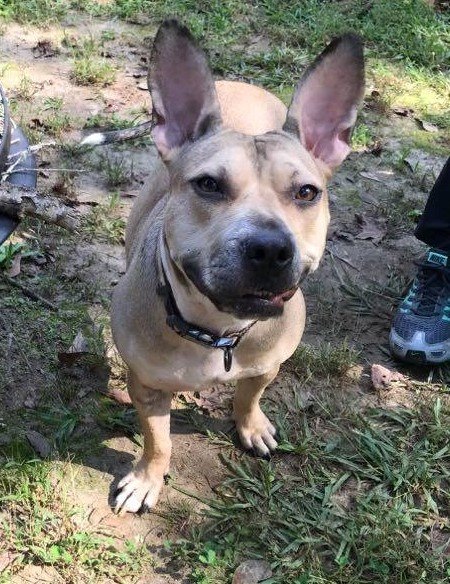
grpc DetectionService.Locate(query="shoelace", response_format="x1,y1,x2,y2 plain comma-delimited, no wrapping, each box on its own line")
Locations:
412,261,450,317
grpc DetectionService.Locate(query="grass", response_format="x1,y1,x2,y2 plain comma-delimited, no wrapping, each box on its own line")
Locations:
69,36,116,86
39,97,73,137
351,123,375,151
166,398,450,584
83,191,126,243
0,444,151,582
84,112,144,131
0,0,69,24
289,341,360,381
95,151,134,187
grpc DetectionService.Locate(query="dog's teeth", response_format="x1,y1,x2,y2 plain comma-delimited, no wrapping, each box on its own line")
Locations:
80,132,106,146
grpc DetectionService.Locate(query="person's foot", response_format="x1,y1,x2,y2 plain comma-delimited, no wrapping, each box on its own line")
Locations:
389,248,450,364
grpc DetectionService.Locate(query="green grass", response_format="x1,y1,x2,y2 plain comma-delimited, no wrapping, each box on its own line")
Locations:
94,152,134,188
69,36,116,86
83,191,126,243
0,445,150,582
84,111,144,131
289,341,360,381
0,0,70,24
167,399,450,584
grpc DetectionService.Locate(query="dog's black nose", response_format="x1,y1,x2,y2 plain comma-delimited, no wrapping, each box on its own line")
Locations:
243,229,295,272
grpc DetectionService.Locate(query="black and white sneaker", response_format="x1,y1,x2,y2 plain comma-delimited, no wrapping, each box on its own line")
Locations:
389,249,450,364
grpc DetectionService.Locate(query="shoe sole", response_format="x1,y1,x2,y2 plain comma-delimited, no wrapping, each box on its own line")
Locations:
389,329,450,364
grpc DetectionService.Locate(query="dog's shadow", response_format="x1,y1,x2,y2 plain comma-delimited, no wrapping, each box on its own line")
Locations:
64,375,239,509
101,408,237,508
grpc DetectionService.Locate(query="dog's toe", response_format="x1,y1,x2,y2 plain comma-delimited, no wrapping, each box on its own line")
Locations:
237,408,278,457
113,470,164,514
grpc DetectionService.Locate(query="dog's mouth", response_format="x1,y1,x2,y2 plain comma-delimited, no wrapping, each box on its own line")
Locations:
217,285,299,318
240,286,297,307
181,257,301,318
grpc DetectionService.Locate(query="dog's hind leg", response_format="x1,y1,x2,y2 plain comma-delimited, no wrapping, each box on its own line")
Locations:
233,367,279,458
114,371,172,513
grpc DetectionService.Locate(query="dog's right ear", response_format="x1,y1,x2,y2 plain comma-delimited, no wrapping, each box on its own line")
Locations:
148,20,222,160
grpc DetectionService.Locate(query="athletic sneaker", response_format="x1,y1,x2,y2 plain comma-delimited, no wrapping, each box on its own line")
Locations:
389,248,450,364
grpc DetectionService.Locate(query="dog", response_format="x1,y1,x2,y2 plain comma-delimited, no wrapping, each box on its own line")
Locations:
105,19,364,513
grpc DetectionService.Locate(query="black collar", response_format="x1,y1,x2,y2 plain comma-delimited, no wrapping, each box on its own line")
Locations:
157,261,256,372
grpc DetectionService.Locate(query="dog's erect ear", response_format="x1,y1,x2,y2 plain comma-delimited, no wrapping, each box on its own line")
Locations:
283,34,364,171
148,20,222,159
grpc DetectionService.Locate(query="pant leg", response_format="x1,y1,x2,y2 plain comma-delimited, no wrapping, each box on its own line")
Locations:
415,157,450,252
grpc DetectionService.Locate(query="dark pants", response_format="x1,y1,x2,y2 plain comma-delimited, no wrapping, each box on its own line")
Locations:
415,157,450,252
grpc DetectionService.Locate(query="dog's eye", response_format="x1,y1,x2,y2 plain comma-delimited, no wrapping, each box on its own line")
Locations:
294,184,320,203
194,176,220,194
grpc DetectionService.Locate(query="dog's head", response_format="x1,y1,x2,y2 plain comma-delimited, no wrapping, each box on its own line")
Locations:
149,20,364,319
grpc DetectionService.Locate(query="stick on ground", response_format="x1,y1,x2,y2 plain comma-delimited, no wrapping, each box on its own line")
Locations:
0,182,80,231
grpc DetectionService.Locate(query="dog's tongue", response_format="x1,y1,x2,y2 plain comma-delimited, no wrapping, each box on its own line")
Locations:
268,287,297,306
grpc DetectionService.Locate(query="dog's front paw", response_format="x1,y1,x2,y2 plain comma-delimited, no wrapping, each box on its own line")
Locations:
236,408,278,457
113,468,164,513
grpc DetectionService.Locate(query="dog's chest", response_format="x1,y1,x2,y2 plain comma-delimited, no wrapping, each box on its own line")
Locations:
132,341,274,392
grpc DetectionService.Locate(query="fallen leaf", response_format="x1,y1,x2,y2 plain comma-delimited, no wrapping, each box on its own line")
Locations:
360,171,384,183
30,117,45,129
106,388,132,405
370,140,383,156
26,430,52,458
181,385,234,413
354,214,386,245
32,39,58,58
57,331,89,366
23,389,38,409
371,364,406,391
232,560,272,584
415,118,439,133
0,551,19,573
404,151,423,172
8,252,21,278
393,107,414,117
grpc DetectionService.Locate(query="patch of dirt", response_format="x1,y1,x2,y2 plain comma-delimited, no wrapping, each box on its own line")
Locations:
1,13,448,584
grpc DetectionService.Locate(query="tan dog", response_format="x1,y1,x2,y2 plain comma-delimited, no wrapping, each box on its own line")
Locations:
109,20,364,513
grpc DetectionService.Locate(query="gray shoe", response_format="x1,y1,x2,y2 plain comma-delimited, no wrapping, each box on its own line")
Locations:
389,248,450,364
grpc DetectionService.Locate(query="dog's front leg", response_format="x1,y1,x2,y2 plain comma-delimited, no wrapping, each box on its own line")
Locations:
114,370,172,513
234,367,279,458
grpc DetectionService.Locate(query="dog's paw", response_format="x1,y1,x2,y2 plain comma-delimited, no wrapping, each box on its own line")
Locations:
113,470,164,514
236,408,278,457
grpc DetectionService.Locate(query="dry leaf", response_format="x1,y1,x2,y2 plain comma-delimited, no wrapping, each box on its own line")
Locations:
393,107,414,117
182,385,234,413
360,171,384,183
415,118,439,133
106,388,132,405
232,560,272,584
371,364,406,391
8,252,21,278
0,551,19,573
355,214,386,245
26,430,52,458
32,39,57,58
57,331,89,366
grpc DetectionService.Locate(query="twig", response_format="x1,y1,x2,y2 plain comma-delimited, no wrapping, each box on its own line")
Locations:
1,273,58,311
5,167,87,175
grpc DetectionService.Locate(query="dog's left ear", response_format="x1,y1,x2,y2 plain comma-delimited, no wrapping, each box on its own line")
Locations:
148,20,222,160
283,34,365,171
